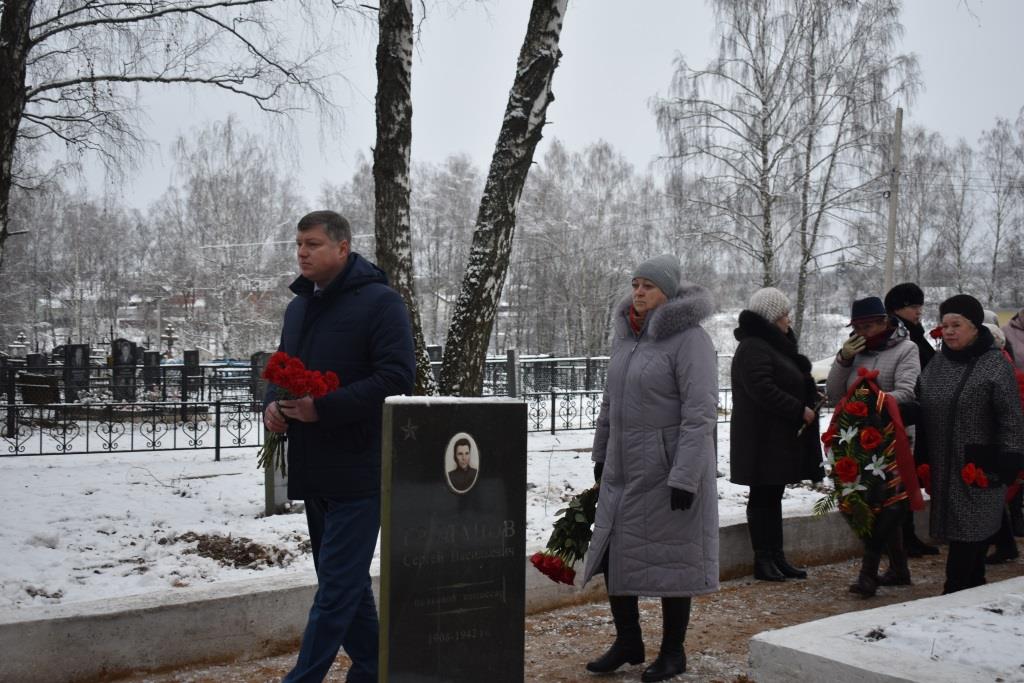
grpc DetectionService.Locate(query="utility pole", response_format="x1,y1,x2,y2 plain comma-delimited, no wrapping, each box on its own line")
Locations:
884,107,903,292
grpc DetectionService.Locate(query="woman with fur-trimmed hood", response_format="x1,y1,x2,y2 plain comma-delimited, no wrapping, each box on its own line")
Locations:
582,254,719,682
730,287,822,583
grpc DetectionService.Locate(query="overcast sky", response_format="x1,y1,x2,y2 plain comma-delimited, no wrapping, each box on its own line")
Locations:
102,0,1024,210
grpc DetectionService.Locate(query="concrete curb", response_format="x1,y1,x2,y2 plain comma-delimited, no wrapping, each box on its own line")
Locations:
0,508,879,682
749,575,1024,682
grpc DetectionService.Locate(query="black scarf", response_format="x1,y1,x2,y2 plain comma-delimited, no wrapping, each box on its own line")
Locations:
735,310,813,374
896,315,937,367
940,324,995,363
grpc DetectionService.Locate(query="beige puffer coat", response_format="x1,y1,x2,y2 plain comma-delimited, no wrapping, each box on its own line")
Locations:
826,325,920,405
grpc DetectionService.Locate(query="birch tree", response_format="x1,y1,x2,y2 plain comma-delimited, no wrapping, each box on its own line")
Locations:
149,117,302,356
410,155,481,344
895,127,946,284
372,0,436,394
0,0,342,273
654,0,915,334
938,140,977,294
978,118,1022,305
439,0,568,395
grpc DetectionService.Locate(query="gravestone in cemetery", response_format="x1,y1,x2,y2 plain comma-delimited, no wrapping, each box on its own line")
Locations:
250,351,273,404
111,339,137,401
1,357,14,437
142,351,162,396
380,398,528,683
251,351,288,515
182,349,200,400
25,353,46,371
63,344,90,402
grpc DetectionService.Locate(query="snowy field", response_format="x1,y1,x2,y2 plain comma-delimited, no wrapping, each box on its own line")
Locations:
0,424,825,610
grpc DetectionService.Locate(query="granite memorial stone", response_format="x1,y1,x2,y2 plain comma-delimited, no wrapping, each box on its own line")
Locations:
112,339,137,401
380,398,527,683
142,351,162,396
63,344,90,402
182,349,200,400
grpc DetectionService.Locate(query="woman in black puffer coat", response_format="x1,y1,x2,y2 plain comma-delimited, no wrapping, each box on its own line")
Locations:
730,287,823,581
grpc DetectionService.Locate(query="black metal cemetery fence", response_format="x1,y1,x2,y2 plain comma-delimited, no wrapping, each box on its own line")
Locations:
0,354,736,456
0,399,262,459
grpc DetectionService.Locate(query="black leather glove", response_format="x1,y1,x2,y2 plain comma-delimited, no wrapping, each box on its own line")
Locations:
594,461,604,483
670,486,694,511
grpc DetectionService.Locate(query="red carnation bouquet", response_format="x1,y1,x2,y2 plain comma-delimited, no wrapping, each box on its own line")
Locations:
961,462,990,488
530,485,599,585
257,351,340,476
814,367,922,538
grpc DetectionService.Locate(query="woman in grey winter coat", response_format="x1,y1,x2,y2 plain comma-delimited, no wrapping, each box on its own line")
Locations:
582,254,719,683
730,287,821,582
919,294,1024,594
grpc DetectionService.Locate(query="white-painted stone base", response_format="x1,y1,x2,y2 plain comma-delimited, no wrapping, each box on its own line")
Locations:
0,509,870,683
749,576,1024,682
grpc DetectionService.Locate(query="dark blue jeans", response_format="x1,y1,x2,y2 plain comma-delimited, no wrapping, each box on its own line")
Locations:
284,494,380,683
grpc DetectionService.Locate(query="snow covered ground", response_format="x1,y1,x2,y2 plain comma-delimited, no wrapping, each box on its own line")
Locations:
0,425,826,610
849,592,1024,683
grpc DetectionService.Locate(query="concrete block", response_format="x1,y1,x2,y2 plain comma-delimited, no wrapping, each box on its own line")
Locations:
749,576,1024,682
0,508,872,682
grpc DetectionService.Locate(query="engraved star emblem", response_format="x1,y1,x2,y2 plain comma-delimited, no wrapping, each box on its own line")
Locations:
400,418,419,440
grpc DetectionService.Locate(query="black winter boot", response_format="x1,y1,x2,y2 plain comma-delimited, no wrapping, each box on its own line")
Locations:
755,552,786,581
772,551,808,579
767,507,807,579
640,597,690,682
585,594,645,673
748,512,785,581
849,551,881,597
877,526,912,586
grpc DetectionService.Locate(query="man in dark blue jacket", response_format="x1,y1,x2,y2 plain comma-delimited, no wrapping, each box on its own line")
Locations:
264,210,415,683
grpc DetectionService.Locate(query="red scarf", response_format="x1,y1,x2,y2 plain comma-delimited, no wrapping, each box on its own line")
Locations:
628,306,646,336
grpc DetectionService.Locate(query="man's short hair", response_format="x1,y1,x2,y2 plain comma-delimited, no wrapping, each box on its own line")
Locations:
297,210,352,245
454,438,471,452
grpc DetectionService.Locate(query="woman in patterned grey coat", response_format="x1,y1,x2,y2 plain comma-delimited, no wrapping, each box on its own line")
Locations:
582,254,719,682
919,294,1024,594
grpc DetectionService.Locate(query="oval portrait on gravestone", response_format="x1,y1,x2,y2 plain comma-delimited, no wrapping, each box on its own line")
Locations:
444,432,480,494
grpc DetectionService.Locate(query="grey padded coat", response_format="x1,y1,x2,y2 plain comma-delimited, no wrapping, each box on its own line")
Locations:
582,283,720,597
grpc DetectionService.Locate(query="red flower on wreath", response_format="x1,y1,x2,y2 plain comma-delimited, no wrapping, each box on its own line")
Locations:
859,427,883,451
821,425,837,446
844,401,868,417
917,463,931,493
961,463,990,488
834,456,860,483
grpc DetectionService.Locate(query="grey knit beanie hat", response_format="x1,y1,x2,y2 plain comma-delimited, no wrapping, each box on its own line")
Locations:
748,287,791,323
632,254,681,297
